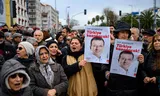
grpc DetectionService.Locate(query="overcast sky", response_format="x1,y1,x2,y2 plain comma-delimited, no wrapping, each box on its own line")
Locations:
40,0,160,26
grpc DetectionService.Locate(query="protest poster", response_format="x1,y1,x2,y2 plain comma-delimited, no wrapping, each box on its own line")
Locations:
84,26,110,64
110,39,143,77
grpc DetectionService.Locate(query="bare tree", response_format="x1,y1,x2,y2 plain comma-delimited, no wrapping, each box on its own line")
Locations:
103,8,118,26
70,19,79,28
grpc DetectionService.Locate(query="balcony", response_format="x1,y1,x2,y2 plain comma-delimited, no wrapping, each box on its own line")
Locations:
28,6,36,9
42,12,48,17
28,11,36,14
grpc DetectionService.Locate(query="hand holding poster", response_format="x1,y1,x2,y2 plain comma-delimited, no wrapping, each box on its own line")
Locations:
110,39,143,78
84,26,110,64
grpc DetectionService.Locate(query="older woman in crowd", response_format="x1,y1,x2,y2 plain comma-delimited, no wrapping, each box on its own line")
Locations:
13,41,35,69
29,45,68,96
143,34,160,96
0,59,32,96
62,37,97,96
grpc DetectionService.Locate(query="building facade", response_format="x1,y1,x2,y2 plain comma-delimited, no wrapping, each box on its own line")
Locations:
28,0,41,28
14,0,28,26
41,3,59,29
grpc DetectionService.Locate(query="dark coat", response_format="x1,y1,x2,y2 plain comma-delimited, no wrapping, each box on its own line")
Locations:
61,48,83,78
29,62,68,96
13,55,35,69
142,50,160,96
91,62,109,96
0,87,33,96
107,44,143,96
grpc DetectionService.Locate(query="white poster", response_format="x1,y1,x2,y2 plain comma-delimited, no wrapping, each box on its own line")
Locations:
0,0,6,23
110,39,143,78
84,26,110,64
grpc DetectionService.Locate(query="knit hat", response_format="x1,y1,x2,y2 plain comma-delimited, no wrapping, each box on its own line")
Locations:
19,41,35,56
12,33,22,39
27,27,33,33
46,40,58,48
5,69,30,89
142,29,156,36
4,32,12,37
26,37,38,45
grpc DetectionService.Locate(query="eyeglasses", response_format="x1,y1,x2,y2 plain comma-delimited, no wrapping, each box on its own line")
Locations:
67,38,71,41
33,44,38,47
17,47,23,50
10,73,24,78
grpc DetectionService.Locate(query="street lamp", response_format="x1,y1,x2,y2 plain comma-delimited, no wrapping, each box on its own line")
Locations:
66,6,70,26
153,0,157,31
129,5,133,28
55,0,56,10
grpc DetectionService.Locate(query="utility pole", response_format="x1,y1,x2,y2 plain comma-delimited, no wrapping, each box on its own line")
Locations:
129,5,133,28
154,0,157,31
55,0,56,10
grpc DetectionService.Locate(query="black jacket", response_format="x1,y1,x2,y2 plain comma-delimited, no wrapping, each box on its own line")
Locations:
61,48,83,78
142,50,160,96
107,44,143,96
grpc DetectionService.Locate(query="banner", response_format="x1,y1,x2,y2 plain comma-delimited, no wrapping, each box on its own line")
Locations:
0,0,6,23
110,39,143,77
84,26,110,64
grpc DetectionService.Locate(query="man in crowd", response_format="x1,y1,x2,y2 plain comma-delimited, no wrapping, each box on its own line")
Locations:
0,32,16,60
61,26,70,41
12,33,22,49
142,29,156,54
130,27,142,41
33,30,46,46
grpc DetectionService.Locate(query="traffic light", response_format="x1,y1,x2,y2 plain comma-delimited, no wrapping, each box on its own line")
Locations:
12,1,17,18
119,10,122,16
84,9,87,15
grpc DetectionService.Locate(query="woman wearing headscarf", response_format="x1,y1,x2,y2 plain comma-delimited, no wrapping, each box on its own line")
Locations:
62,37,97,96
13,41,35,69
29,45,68,96
0,59,32,96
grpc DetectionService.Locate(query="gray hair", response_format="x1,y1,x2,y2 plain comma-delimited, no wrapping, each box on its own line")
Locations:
130,27,139,35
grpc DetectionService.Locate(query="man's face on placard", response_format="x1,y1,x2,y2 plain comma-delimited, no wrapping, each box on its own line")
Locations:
90,40,104,58
118,53,133,71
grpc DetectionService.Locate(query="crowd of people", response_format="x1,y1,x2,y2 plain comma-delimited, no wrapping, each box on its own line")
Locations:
0,22,160,96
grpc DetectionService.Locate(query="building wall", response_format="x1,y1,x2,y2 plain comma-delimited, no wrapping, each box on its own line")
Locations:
41,3,59,29
28,0,41,28
15,0,29,26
